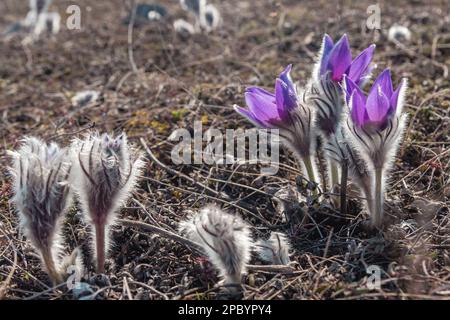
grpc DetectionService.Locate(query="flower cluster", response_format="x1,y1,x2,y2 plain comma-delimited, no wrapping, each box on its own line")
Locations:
234,34,408,228
8,132,144,283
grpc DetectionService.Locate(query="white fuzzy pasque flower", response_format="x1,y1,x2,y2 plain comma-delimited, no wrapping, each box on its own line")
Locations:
8,137,72,284
70,132,144,273
179,205,253,290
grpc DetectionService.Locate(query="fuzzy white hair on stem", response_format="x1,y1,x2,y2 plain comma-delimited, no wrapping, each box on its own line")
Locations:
311,35,329,83
323,125,373,214
70,132,144,273
324,127,371,195
256,232,291,265
276,97,317,160
307,73,345,205
8,136,72,285
179,205,253,289
276,88,320,194
346,113,407,226
308,73,343,137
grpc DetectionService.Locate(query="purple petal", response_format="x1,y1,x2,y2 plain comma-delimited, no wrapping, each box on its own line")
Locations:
327,34,352,82
390,78,407,113
343,76,359,105
245,88,280,125
246,86,275,97
233,105,267,128
366,85,391,123
347,44,376,85
275,79,287,121
319,34,335,76
349,86,368,127
357,64,376,87
278,64,296,93
369,69,394,99
275,78,298,122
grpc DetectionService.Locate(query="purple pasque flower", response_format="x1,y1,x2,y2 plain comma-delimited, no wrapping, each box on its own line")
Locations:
344,68,407,131
233,65,315,158
318,34,376,85
234,64,298,129
234,65,318,188
344,69,408,228
310,34,375,139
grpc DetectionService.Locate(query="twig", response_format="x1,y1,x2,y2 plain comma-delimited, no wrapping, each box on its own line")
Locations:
122,277,133,300
127,0,138,73
0,240,17,299
118,218,202,252
246,264,296,274
140,138,228,201
23,283,67,300
392,148,450,188
127,280,169,300
322,227,334,259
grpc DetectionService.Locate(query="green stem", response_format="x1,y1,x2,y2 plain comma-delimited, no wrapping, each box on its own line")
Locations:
302,154,318,197
373,168,384,228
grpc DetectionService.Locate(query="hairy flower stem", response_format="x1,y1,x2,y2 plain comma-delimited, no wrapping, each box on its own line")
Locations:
317,148,327,193
95,223,106,273
302,154,318,197
330,161,340,207
373,168,384,228
42,248,63,285
340,161,348,216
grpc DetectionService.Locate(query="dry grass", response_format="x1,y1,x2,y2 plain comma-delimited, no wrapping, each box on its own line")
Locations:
0,0,449,300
